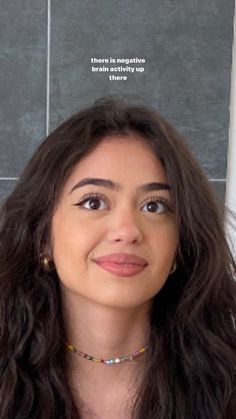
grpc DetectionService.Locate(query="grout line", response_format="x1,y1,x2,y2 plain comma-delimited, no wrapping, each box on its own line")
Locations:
0,178,19,180
46,0,51,137
208,179,226,182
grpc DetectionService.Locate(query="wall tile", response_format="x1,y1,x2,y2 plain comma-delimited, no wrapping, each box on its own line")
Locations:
50,0,234,182
210,181,226,203
0,1,47,177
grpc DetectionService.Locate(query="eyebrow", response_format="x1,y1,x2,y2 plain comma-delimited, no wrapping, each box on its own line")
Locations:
69,177,171,194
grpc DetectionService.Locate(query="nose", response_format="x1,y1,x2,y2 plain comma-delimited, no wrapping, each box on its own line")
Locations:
106,207,143,244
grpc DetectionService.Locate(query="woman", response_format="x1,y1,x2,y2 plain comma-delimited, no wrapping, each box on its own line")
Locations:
0,98,236,419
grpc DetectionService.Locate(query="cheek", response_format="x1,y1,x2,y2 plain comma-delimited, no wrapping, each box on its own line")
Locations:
150,224,178,270
151,218,178,249
51,214,102,270
51,223,86,290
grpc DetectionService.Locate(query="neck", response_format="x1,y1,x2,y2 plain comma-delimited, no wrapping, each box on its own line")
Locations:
61,289,152,385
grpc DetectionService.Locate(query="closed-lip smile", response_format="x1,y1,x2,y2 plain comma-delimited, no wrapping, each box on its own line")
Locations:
92,253,148,277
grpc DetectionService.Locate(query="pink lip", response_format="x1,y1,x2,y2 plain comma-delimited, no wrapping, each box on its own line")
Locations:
93,253,148,278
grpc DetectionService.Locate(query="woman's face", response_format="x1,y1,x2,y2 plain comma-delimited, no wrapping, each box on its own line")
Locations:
51,135,178,309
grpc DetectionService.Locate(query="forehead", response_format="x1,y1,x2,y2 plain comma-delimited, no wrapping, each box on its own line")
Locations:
63,134,168,193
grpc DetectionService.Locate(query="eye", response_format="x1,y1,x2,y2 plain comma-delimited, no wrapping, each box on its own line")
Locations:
74,193,109,210
141,198,171,214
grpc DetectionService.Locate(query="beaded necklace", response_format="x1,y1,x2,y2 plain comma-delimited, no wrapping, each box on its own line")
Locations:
64,341,148,365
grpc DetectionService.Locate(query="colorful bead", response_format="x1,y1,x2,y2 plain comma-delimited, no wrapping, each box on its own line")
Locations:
64,340,148,366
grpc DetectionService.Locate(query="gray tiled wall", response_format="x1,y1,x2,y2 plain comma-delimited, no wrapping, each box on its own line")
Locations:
0,1,47,201
0,0,234,203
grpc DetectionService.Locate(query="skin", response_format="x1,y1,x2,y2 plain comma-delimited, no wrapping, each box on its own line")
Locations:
50,134,178,417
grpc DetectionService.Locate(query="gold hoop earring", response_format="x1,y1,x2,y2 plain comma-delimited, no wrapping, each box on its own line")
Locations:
170,260,177,274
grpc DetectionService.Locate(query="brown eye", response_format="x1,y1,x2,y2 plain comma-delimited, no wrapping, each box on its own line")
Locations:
86,198,102,210
141,199,170,214
76,194,109,210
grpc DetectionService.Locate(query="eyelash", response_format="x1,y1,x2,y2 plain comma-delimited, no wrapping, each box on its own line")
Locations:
74,192,172,214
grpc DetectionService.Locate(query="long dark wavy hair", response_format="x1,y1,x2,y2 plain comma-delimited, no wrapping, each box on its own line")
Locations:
0,98,236,418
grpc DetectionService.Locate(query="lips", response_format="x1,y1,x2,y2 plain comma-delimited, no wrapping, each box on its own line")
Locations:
94,253,148,265
93,253,148,277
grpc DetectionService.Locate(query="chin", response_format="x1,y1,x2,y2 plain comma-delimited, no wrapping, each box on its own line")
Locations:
87,292,153,310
